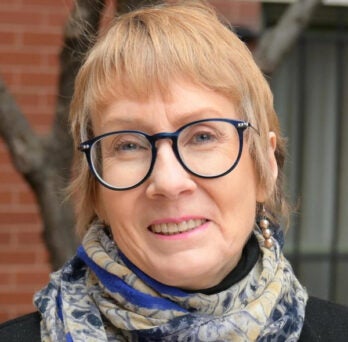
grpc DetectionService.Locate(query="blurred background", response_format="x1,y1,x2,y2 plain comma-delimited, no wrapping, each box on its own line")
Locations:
0,0,347,322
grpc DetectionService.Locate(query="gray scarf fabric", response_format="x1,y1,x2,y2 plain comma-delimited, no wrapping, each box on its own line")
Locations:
34,222,308,341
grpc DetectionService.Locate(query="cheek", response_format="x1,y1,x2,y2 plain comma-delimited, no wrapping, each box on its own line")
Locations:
97,188,127,224
215,160,259,219
205,174,257,221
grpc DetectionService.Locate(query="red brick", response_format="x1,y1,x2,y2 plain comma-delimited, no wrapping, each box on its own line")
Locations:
43,52,59,67
0,149,12,165
22,0,71,7
0,232,12,244
19,71,58,88
0,31,18,45
0,51,42,66
0,191,12,206
42,93,57,107
0,10,44,27
35,248,50,264
16,231,43,245
0,70,18,87
14,92,42,108
0,168,25,184
22,31,63,47
0,0,20,7
0,291,34,305
0,250,37,265
0,212,40,225
15,270,49,286
44,11,71,27
16,190,36,205
0,270,15,286
0,312,10,323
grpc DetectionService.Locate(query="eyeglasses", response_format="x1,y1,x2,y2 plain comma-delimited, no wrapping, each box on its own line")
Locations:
79,118,256,191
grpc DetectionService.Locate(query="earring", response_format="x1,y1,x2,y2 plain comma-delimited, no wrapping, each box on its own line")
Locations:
259,205,273,249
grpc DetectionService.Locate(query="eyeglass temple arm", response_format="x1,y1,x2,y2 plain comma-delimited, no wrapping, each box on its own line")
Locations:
78,143,90,152
238,121,260,136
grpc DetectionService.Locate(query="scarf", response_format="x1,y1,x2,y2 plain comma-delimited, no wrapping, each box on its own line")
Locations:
34,221,308,341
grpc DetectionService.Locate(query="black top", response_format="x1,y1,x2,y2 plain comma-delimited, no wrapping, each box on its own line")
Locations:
0,312,41,342
299,296,348,341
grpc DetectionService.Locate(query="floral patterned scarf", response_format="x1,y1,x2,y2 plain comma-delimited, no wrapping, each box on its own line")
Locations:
34,221,307,341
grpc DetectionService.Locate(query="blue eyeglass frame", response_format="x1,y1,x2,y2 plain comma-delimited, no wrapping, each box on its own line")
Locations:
78,118,256,191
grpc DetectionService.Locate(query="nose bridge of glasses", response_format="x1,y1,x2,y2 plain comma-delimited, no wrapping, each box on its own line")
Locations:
149,131,178,150
148,131,183,170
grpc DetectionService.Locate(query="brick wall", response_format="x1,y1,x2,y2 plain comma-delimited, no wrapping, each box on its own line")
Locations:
0,0,260,323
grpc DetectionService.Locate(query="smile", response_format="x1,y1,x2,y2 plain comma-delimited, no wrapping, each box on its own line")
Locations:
149,219,208,235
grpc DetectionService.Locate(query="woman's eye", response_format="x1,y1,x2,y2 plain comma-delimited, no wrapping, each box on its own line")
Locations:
104,134,149,156
117,142,140,151
191,132,216,144
114,140,147,152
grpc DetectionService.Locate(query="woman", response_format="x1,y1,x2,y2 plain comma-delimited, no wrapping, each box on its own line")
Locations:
2,1,348,341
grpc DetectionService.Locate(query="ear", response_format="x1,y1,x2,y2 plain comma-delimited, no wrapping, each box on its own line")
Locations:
256,131,278,202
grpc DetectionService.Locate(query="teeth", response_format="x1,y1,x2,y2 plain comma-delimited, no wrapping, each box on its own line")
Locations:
149,219,207,235
161,223,168,234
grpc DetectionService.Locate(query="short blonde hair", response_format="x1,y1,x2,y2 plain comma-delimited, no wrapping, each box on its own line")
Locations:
69,0,288,236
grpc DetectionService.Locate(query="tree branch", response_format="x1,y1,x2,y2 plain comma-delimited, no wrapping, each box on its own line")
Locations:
255,0,322,75
0,77,44,180
49,0,106,171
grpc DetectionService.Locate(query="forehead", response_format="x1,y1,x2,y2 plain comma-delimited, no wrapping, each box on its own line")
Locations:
91,80,240,135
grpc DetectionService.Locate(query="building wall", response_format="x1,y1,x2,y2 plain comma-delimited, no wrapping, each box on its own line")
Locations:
0,0,260,322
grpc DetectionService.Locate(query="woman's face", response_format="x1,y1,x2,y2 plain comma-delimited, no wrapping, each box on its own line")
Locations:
93,80,277,290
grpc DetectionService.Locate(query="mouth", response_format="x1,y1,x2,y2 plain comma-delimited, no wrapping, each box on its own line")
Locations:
148,218,208,236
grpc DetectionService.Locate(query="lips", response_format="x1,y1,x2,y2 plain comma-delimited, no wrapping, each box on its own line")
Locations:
148,218,208,235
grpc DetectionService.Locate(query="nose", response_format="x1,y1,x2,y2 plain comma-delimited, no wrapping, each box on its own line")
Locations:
145,141,197,200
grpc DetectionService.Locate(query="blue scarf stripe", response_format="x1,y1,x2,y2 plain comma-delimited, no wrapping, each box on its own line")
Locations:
77,246,187,313
57,292,63,321
57,293,73,342
66,332,73,342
